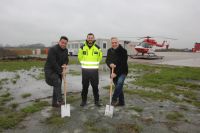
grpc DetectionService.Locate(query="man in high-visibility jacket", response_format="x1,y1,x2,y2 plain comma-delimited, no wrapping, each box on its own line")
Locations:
78,33,103,107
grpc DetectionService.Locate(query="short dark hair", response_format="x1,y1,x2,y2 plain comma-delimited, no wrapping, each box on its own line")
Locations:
60,36,68,42
87,33,94,37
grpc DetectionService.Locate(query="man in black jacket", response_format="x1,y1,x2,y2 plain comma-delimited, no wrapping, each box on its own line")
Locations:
106,37,128,106
44,36,69,107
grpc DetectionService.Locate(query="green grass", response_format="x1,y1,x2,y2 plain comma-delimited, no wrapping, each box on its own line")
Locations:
1,92,11,98
128,63,156,74
68,56,106,65
36,72,45,80
0,78,9,86
68,69,81,76
0,92,13,105
9,102,19,109
192,101,200,108
124,89,180,102
164,87,197,100
129,106,143,112
15,74,20,79
0,97,14,105
11,79,17,84
31,72,45,80
45,114,65,126
125,88,200,108
84,119,108,133
130,63,200,90
21,101,49,113
166,111,184,121
0,106,5,111
10,74,20,84
0,57,103,72
67,95,81,103
128,63,200,108
178,104,189,111
21,93,32,99
68,57,79,65
100,58,106,65
102,85,110,90
0,57,78,72
0,112,26,129
0,61,45,72
115,123,142,133
0,100,50,130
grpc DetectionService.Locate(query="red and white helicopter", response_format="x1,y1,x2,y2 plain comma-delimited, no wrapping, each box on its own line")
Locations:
122,36,177,58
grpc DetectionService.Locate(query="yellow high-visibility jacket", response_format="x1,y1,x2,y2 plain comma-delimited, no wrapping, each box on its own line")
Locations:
78,41,102,69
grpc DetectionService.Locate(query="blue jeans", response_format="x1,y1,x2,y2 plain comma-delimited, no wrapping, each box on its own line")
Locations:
112,74,126,104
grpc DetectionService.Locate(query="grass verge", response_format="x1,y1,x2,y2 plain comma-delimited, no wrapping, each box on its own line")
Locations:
0,60,45,72
21,93,32,99
166,111,184,121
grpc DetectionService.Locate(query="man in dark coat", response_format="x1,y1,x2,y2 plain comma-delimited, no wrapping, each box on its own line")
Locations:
106,37,128,106
44,36,69,107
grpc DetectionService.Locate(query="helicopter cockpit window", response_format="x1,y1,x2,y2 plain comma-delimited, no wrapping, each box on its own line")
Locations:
142,42,152,48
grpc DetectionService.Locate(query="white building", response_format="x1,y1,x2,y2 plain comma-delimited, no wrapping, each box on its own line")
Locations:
67,38,135,56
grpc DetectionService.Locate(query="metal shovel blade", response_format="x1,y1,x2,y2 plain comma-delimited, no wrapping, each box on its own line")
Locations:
61,104,70,118
105,104,114,118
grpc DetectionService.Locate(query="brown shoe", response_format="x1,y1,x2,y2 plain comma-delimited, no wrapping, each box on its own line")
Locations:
111,101,118,106
52,101,64,108
58,101,65,105
52,103,60,108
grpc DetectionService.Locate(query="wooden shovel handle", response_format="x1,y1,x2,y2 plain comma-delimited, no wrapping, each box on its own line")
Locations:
62,67,67,105
110,67,114,105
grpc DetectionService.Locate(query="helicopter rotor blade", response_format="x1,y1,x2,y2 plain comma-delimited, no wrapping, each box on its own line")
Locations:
154,36,178,40
117,36,177,40
137,36,154,40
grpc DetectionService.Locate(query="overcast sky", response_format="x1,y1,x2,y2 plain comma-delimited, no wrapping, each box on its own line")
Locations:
0,0,199,48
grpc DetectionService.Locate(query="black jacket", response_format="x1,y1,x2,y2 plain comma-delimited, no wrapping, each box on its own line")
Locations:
106,45,128,76
44,44,69,75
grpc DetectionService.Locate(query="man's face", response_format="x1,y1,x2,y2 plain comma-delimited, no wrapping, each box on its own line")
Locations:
87,35,95,45
111,38,119,49
59,39,68,49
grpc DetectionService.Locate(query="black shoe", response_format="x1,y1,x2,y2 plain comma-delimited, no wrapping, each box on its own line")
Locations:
80,101,87,107
111,101,118,106
95,101,102,107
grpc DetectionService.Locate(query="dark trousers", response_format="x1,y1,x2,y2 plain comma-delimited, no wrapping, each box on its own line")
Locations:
81,69,99,102
45,70,63,104
112,74,126,104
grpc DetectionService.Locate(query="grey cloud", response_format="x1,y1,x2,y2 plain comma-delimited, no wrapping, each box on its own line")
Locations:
0,0,199,48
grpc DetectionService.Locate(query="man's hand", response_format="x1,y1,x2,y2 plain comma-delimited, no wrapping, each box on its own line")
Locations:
111,73,117,79
110,63,116,68
62,64,67,69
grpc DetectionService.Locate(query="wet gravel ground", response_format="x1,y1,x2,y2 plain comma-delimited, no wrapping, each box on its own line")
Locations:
0,63,200,133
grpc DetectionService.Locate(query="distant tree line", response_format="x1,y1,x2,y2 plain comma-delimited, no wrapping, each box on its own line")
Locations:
0,43,46,49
